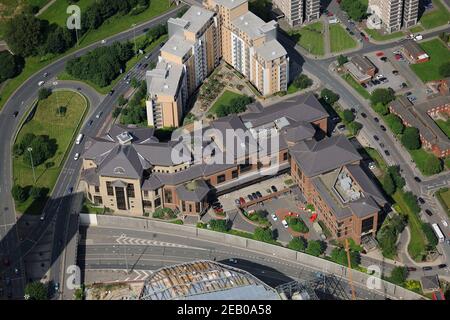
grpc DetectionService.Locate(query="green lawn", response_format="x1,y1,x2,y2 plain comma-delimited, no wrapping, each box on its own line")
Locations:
392,191,428,262
0,0,175,110
291,22,325,56
209,90,244,115
58,34,168,94
411,39,450,82
329,24,357,53
419,0,450,30
436,119,450,138
436,188,450,217
365,147,388,174
13,90,87,214
342,74,371,99
364,28,405,41
408,148,443,176
409,25,425,33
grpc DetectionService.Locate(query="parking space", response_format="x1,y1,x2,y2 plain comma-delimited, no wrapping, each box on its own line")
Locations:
364,51,408,94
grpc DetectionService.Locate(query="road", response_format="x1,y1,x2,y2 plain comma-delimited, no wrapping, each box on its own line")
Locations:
0,5,185,299
79,226,391,300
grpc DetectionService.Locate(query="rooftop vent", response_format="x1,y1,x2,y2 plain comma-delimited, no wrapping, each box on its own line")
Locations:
117,131,133,145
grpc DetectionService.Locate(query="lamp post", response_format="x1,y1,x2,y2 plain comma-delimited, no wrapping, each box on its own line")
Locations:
27,147,36,184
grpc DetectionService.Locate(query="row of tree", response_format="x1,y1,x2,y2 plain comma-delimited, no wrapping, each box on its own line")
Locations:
119,80,147,125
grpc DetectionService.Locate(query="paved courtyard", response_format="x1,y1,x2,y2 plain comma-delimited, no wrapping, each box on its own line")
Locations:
365,51,408,94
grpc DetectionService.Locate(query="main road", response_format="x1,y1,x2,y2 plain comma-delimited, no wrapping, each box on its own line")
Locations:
0,5,186,299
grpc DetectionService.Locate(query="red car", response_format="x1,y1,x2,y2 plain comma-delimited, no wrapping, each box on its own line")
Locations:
375,51,384,57
239,197,246,205
327,12,333,17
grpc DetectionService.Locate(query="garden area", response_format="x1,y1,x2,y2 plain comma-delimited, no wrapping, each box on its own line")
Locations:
436,187,450,218
435,119,450,139
285,216,309,233
242,209,270,227
12,90,88,214
208,90,251,117
418,0,450,30
329,24,357,53
410,39,450,82
289,22,325,56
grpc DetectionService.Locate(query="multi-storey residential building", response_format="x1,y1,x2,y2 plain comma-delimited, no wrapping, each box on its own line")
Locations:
272,0,320,26
205,0,289,96
146,6,221,128
368,0,418,33
81,93,385,244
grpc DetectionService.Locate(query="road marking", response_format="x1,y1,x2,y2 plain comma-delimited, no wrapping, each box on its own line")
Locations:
114,234,192,248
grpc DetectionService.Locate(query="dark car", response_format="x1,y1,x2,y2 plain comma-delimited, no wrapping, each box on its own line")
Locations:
418,197,425,204
271,185,278,192
68,187,73,193
255,191,263,198
425,209,433,217
251,192,258,199
438,264,447,269
373,135,379,141
374,117,379,123
380,56,388,62
414,176,421,183
109,90,115,96
360,112,367,118
407,266,417,272
380,125,387,131
372,79,381,85
392,70,399,75
248,194,254,201
384,150,390,156
88,120,93,126
422,266,432,271
12,111,18,118
379,143,385,148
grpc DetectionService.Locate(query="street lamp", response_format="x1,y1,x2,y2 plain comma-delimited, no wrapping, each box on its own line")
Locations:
27,147,36,184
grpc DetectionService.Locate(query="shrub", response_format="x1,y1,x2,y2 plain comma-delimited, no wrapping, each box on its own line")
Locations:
286,216,309,233
401,127,421,150
389,266,408,286
370,88,395,106
209,219,229,232
254,227,275,243
12,185,29,203
288,237,307,252
306,240,326,256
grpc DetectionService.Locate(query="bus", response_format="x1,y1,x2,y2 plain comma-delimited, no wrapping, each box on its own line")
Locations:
432,223,445,243
75,133,84,145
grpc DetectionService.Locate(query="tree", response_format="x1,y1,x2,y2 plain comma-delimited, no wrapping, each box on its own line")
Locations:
377,225,398,258
387,166,405,190
342,110,355,123
403,191,421,215
293,74,313,89
321,88,340,105
372,102,389,116
43,25,75,54
11,185,28,203
112,108,122,118
330,247,360,267
4,14,48,57
370,88,395,106
22,135,57,166
0,51,24,83
38,87,52,101
422,223,438,249
439,61,450,78
209,219,229,232
385,114,404,135
288,237,307,252
389,266,408,286
348,121,362,136
254,227,274,243
340,0,368,21
130,77,140,88
401,127,421,150
383,173,396,195
30,186,47,200
305,240,325,257
337,55,349,67
25,281,48,300
117,95,128,106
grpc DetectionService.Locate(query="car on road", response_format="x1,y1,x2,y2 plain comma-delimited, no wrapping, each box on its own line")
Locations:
374,117,379,123
384,150,390,156
422,266,432,271
88,120,93,126
373,135,379,141
43,72,49,77
73,153,80,161
407,267,417,272
247,194,254,201
101,39,106,44
77,87,82,91
108,90,114,96
12,111,18,118
54,282,60,292
271,185,278,193
38,80,45,86
271,214,278,221
251,192,258,199
442,220,448,227
68,187,73,193
75,133,84,145
96,111,103,119
446,239,450,245
425,209,433,217
360,112,367,118
414,176,421,182
228,258,238,264
418,197,425,204
380,125,387,131
281,220,288,229
438,264,447,269
255,191,263,198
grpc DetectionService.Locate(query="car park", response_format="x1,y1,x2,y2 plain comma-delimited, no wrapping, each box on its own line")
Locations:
425,209,433,217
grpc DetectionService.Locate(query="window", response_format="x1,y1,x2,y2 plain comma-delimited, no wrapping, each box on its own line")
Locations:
155,189,159,196
143,190,148,198
164,189,173,203
127,184,135,198
155,198,161,208
189,204,192,212
232,170,238,179
94,186,100,193
182,201,186,212
361,216,374,233
283,152,288,161
115,187,126,210
217,174,226,184
93,196,103,205
143,200,152,208
106,181,114,196
195,202,200,213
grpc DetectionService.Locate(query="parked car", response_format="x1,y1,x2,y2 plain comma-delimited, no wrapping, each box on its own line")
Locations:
228,258,238,264
271,214,278,221
248,194,254,201
438,264,447,269
251,192,258,199
392,70,399,75
380,56,388,62
384,150,390,156
407,267,417,272
234,199,241,206
400,82,408,89
379,143,385,148
360,112,367,118
418,197,425,204
422,266,432,271
375,74,385,80
239,197,246,205
255,191,263,198
266,188,272,194
414,176,421,182
425,209,433,217
374,117,379,123
373,135,379,141
281,220,288,229
380,125,387,131
442,220,448,227
337,124,346,131
271,185,278,192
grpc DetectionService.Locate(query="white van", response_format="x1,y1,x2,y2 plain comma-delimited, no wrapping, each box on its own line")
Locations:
38,81,45,86
75,133,84,145
281,220,288,229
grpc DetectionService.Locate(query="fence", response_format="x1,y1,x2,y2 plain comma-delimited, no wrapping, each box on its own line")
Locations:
80,214,425,300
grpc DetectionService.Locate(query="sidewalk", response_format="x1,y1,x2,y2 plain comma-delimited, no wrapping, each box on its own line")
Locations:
366,23,450,45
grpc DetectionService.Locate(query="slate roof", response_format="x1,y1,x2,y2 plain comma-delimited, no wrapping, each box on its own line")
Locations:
176,179,210,201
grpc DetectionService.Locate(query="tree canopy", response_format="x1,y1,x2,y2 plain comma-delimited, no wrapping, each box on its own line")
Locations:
305,240,325,257
340,0,368,21
0,51,24,83
370,88,395,106
401,127,421,150
320,88,340,105
25,281,48,300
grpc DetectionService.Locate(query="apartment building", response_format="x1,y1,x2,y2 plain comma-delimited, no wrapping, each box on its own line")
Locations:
81,93,385,244
205,0,289,95
146,6,221,128
272,0,320,26
368,0,418,33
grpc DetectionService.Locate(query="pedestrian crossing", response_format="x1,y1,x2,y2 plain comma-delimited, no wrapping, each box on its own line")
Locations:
115,234,190,248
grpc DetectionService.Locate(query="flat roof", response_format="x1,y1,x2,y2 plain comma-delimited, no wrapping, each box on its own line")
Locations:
146,60,184,97
255,39,287,61
176,6,215,35
213,0,247,9
232,11,276,39
160,34,194,59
